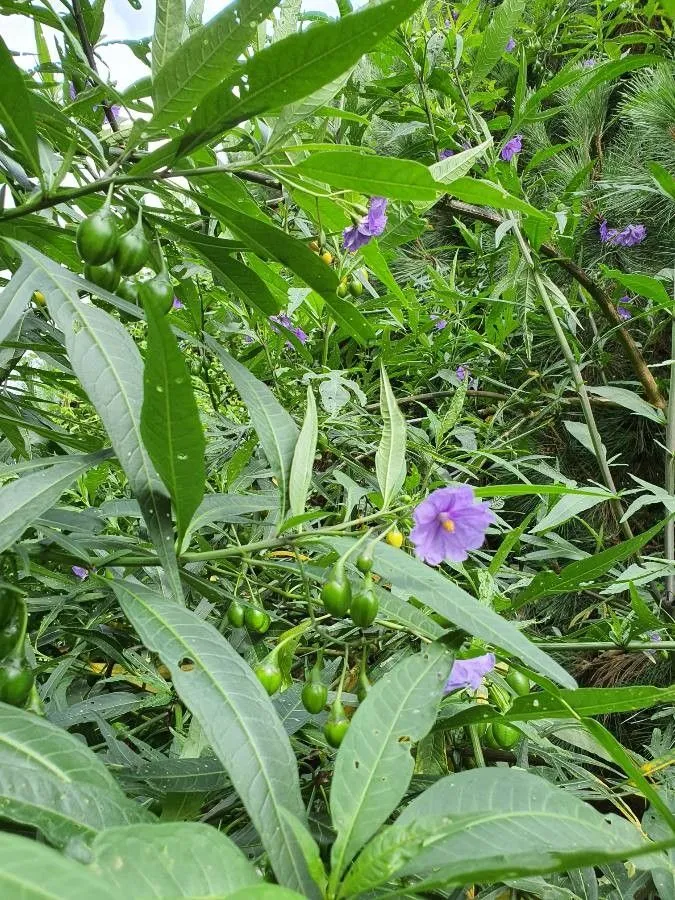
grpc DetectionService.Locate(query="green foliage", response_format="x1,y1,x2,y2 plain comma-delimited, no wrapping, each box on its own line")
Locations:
0,0,673,896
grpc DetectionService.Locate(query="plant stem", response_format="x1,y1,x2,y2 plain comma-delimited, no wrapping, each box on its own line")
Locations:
511,220,631,539
665,295,675,605
468,724,486,767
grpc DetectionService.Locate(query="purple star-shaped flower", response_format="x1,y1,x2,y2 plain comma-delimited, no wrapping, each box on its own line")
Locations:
500,134,522,162
456,365,467,381
343,197,388,252
582,58,596,68
616,296,632,320
72,566,89,580
599,220,647,247
270,314,308,347
172,297,184,310
444,653,496,693
410,484,495,565
505,37,516,51
439,149,455,160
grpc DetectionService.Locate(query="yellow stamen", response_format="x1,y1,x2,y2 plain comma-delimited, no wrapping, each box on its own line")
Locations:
441,518,455,533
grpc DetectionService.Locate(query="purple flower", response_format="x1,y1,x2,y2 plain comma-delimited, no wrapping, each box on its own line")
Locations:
172,297,184,310
582,58,596,68
434,318,448,331
456,365,467,381
646,631,662,658
450,8,459,20
439,149,455,160
343,197,388,252
270,314,308,347
444,653,496,693
410,484,495,565
72,566,89,580
505,37,516,52
500,134,522,162
599,220,647,247
616,296,632,320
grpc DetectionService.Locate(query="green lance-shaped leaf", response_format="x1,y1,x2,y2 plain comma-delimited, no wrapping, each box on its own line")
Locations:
328,536,576,688
3,241,181,599
141,296,206,545
436,684,675,731
291,152,443,201
206,338,298,516
0,832,118,900
375,366,406,510
341,769,665,896
449,177,550,220
152,0,185,77
197,197,373,344
180,0,426,155
0,258,40,344
328,642,454,890
152,0,279,129
86,823,261,896
470,0,526,89
0,702,152,847
0,36,41,177
111,579,317,897
0,451,111,555
289,386,318,520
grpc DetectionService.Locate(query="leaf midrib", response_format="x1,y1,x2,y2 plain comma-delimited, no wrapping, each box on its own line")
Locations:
120,585,309,892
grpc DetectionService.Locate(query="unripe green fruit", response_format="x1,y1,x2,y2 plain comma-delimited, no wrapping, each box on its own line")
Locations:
255,659,282,695
349,278,363,297
227,601,245,628
117,278,140,303
324,700,349,747
0,617,21,659
321,568,352,617
0,658,34,707
336,281,349,298
0,587,19,629
356,549,373,574
505,668,530,696
350,588,378,627
492,722,520,749
114,221,150,275
84,260,121,292
76,208,119,265
139,274,174,315
301,679,328,714
245,606,270,634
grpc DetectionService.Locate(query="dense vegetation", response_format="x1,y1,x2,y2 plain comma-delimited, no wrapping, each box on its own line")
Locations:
0,0,674,896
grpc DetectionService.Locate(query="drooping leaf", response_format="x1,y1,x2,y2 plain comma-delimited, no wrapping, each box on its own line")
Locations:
375,366,406,509
0,258,38,344
180,0,426,154
0,832,118,900
0,36,41,176
328,643,454,889
587,386,665,424
206,338,298,516
341,769,666,896
111,579,316,896
289,386,318,520
291,152,443,201
471,0,526,89
152,0,278,128
141,297,206,545
180,491,278,551
0,451,111,555
449,177,550,220
0,703,152,847
152,0,185,77
328,536,576,688
86,823,260,896
436,684,675,731
4,242,182,599
197,197,373,344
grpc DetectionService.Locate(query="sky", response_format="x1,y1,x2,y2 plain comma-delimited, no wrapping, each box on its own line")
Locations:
5,0,339,88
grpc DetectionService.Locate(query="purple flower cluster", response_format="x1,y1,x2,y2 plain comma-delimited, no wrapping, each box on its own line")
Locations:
599,220,647,247
500,134,522,162
343,197,388,252
444,653,496,693
410,484,495,565
270,313,308,346
616,296,632,321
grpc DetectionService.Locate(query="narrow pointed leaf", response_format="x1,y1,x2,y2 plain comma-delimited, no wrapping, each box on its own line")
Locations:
206,338,298,515
375,366,406,509
111,579,315,896
141,297,206,544
329,643,454,887
292,152,442,201
152,0,185,77
471,0,526,88
0,36,41,176
4,241,182,599
289,386,318,519
180,0,426,154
